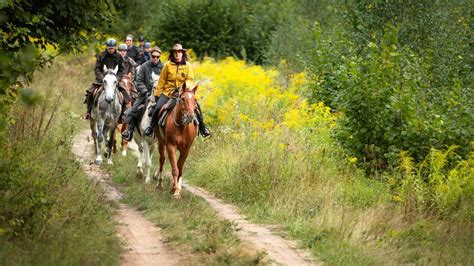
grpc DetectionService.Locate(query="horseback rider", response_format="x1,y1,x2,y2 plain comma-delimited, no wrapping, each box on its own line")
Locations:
118,43,138,81
125,34,143,65
121,46,164,141
142,42,152,63
83,38,125,120
137,36,145,61
144,43,211,138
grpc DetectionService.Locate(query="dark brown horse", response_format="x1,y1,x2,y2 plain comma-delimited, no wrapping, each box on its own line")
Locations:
155,83,199,198
114,75,137,156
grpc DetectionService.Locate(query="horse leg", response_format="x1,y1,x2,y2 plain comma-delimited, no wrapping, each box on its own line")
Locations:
106,128,116,165
113,123,122,154
155,142,166,189
121,122,129,156
166,144,180,198
95,121,104,165
144,141,152,183
121,101,132,156
176,148,191,192
134,140,144,179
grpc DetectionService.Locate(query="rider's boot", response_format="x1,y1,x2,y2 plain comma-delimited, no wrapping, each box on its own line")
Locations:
144,110,156,136
195,104,211,138
144,96,162,136
122,120,135,141
83,90,94,120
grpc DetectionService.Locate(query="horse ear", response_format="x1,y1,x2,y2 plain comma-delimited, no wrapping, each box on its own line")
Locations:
192,84,198,94
113,65,119,75
103,65,107,73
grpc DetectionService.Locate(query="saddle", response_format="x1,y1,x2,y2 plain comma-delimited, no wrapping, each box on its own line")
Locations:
157,98,178,127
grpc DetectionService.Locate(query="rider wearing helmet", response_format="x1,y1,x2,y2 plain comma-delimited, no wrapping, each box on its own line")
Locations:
121,46,164,141
142,42,152,63
144,43,211,138
83,38,125,119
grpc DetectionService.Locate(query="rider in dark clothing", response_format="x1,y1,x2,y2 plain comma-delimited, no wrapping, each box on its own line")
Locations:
125,34,143,65
137,35,145,62
142,42,152,63
121,47,164,141
83,38,125,119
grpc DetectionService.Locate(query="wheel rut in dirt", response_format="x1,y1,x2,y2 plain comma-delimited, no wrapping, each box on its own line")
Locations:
127,137,320,265
72,130,180,266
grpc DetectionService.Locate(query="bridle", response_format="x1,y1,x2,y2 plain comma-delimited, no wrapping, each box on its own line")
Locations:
172,89,196,127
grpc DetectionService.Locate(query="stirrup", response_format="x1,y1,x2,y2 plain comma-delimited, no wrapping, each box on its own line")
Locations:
200,128,212,139
82,112,91,120
121,130,133,141
144,127,153,136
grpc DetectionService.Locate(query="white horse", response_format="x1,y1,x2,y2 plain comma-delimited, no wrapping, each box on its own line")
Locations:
134,72,160,183
90,65,122,165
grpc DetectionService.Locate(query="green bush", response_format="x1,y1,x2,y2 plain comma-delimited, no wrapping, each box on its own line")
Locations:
306,2,473,170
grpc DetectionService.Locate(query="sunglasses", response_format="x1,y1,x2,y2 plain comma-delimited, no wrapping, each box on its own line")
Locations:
152,55,160,59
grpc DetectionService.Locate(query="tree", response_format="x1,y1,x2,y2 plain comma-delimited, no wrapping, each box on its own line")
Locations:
0,0,117,131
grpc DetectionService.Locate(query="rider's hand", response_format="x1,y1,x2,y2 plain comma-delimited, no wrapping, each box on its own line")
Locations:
149,93,156,103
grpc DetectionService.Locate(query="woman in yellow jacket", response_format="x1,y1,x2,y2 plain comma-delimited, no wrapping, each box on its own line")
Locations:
144,44,211,138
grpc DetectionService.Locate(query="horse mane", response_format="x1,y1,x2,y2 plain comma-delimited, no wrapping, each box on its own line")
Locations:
103,69,117,77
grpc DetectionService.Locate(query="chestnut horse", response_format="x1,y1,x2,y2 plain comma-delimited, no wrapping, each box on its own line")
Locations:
154,83,199,198
114,75,136,156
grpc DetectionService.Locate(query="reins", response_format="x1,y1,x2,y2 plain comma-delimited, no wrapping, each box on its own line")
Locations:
171,89,195,127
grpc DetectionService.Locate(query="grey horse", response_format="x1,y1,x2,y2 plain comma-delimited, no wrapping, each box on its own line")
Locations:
90,65,122,165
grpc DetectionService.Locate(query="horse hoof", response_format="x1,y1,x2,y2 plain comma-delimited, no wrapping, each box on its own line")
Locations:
107,159,113,165
173,194,181,199
156,181,164,190
94,159,102,165
122,150,127,156
136,168,144,179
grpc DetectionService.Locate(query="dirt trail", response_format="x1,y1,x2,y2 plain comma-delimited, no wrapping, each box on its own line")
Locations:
185,186,318,266
72,130,180,266
74,129,319,265
126,135,319,266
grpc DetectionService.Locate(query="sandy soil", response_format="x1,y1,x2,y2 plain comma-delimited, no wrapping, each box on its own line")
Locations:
73,129,319,265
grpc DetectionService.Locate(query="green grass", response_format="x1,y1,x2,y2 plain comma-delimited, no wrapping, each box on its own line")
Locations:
0,55,121,265
183,126,474,265
105,151,268,265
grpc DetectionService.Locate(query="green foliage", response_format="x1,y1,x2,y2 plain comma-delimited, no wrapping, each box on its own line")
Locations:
0,0,117,137
306,1,473,169
0,55,120,265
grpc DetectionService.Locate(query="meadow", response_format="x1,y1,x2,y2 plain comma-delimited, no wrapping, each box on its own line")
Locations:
186,57,473,264
0,52,471,265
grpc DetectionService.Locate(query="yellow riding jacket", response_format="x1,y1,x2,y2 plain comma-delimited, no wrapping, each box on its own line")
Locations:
154,60,194,96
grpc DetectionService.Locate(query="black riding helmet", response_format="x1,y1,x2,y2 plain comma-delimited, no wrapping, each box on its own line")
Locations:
106,38,117,48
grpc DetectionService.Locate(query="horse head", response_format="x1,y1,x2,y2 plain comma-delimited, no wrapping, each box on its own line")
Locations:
177,82,198,125
102,65,118,103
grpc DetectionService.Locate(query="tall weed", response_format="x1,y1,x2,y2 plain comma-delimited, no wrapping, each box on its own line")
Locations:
395,147,474,219
0,55,120,265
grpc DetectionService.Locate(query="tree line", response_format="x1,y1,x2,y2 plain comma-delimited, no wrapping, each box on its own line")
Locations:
2,0,472,172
